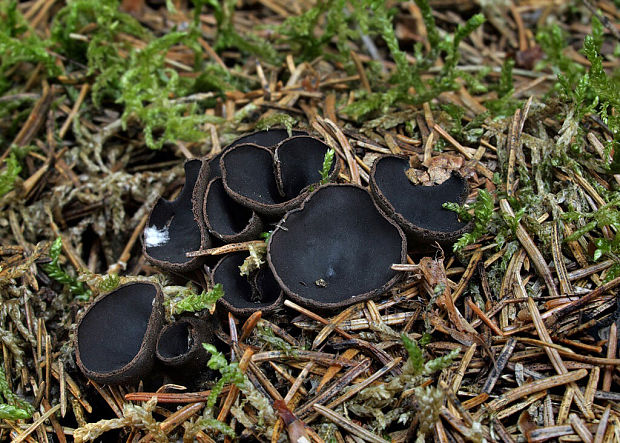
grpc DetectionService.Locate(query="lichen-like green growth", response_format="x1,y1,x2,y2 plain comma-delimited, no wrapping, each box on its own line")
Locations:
534,15,620,281
400,334,458,442
169,284,224,315
319,149,335,185
346,334,457,431
0,361,34,420
73,397,164,442
42,237,92,301
255,114,298,136
0,0,59,93
254,325,299,357
414,385,444,443
239,243,266,277
0,152,21,197
402,333,458,377
97,273,120,292
444,189,494,251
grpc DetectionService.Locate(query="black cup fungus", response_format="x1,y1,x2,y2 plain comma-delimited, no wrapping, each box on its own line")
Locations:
76,282,164,385
227,128,307,149
221,136,337,217
144,159,210,273
156,317,212,377
370,155,472,248
205,129,308,183
267,184,406,310
203,178,264,243
212,251,284,316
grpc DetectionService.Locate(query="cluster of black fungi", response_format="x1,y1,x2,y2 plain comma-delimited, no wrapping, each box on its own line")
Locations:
75,129,472,384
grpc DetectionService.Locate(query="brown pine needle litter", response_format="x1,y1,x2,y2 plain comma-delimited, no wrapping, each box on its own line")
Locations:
1,0,620,441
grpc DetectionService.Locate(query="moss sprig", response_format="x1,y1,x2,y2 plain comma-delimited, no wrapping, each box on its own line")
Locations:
0,362,33,420
184,344,246,438
42,237,92,301
0,0,59,93
444,189,495,251
0,152,21,198
169,284,224,315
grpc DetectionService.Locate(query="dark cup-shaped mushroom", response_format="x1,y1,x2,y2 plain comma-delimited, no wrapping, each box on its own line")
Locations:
221,136,338,218
198,130,307,242
144,159,210,273
156,317,213,378
267,184,406,310
75,282,164,385
370,155,472,248
212,251,283,316
203,178,263,243
205,129,308,183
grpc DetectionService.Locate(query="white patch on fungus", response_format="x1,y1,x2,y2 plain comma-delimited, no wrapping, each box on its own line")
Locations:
144,226,170,248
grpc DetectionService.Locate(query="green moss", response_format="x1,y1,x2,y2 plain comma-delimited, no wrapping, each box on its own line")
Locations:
51,0,145,106
205,0,278,63
170,283,224,314
189,344,247,438
0,1,59,93
582,18,620,173
343,1,484,120
254,325,299,356
276,0,343,61
0,362,33,420
0,152,21,197
444,189,494,251
564,199,620,281
319,148,335,185
42,237,92,301
485,58,521,116
97,273,120,292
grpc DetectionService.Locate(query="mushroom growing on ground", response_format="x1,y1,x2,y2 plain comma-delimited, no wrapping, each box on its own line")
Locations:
267,184,406,310
198,129,307,245
203,177,264,243
143,159,210,273
220,136,338,218
156,317,213,380
212,251,283,316
75,282,165,385
205,129,306,183
369,155,472,248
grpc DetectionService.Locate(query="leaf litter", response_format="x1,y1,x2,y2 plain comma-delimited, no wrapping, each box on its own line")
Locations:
0,0,620,441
